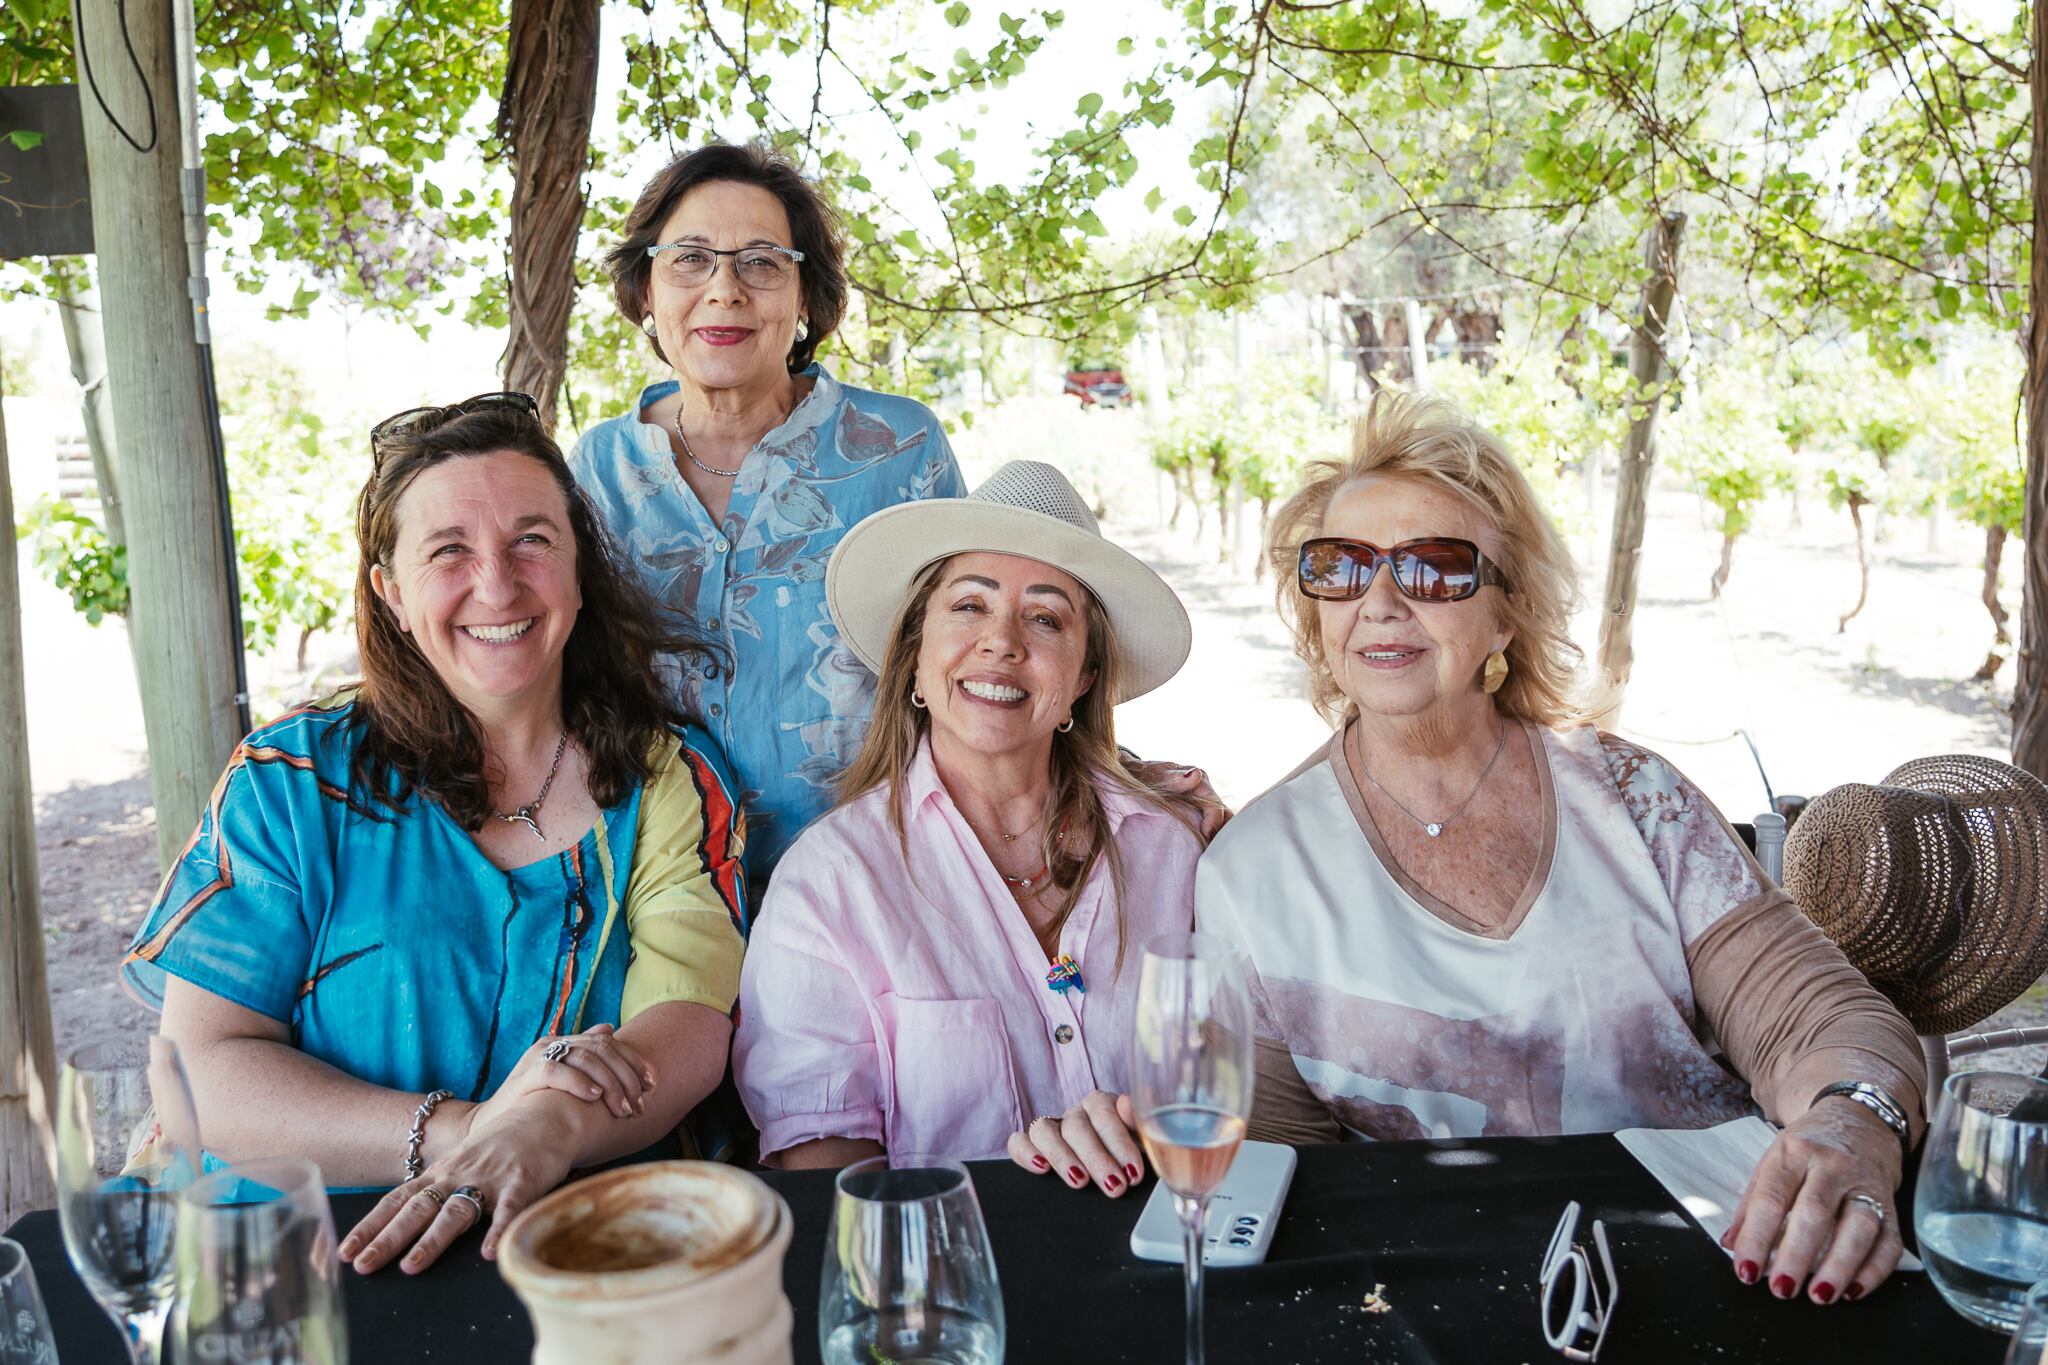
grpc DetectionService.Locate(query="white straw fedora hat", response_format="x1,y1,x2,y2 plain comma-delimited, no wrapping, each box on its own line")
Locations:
825,460,1192,702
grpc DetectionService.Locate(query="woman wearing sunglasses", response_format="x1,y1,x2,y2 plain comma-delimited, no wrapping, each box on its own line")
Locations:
124,395,748,1274
1198,391,1926,1308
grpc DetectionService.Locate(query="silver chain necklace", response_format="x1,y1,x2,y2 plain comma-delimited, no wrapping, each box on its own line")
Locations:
492,732,569,841
1356,714,1509,838
674,407,743,479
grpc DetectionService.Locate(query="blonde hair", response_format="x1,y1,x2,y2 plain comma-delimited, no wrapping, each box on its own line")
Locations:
835,558,1208,973
1264,389,1585,727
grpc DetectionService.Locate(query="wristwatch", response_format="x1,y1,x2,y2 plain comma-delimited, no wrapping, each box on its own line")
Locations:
1812,1080,1912,1157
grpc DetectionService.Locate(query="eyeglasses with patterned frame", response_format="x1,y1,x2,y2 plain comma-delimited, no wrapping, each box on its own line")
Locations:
1296,536,1512,604
368,392,542,470
644,243,806,289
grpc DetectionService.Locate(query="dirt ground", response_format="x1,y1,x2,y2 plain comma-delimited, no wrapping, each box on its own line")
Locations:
22,395,2046,1075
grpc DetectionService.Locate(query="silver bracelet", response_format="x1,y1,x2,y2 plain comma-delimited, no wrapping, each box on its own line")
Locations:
1812,1081,1912,1157
404,1089,455,1180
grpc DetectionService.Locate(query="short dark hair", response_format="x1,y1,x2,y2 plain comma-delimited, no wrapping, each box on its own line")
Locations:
350,403,710,827
606,141,848,374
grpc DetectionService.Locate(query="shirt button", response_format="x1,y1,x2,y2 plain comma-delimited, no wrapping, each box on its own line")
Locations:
704,663,719,679
709,703,722,718
1054,1024,1074,1045
706,617,720,631
714,538,730,553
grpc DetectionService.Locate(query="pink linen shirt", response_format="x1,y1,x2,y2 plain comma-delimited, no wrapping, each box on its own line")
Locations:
733,739,1202,1162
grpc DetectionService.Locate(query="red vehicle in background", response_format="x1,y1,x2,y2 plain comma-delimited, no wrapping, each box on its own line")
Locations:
1062,368,1132,409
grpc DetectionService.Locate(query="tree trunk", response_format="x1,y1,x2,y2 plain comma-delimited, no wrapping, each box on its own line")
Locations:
1976,524,2012,680
1838,496,1871,633
51,265,124,547
1593,211,1686,723
1710,529,1737,599
2016,0,2048,779
74,0,247,869
0,368,59,1228
498,0,602,431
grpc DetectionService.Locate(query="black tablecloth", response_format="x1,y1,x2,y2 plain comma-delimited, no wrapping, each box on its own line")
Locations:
9,1134,2003,1363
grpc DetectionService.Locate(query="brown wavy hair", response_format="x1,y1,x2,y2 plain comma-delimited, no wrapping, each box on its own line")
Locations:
605,141,847,374
833,559,1210,974
1265,389,1585,727
348,405,709,827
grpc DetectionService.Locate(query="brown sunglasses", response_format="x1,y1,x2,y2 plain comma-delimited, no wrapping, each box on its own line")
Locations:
369,391,542,467
1297,536,1511,603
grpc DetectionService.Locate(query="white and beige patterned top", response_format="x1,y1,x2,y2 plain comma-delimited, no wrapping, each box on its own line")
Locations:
1198,720,1919,1142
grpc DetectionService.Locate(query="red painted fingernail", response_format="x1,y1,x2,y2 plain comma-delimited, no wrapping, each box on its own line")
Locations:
1845,1282,1865,1302
1736,1260,1758,1285
1126,1163,1142,1181
1771,1275,1794,1299
1811,1282,1835,1304
1068,1166,1085,1185
1105,1174,1122,1192
1032,1155,1049,1171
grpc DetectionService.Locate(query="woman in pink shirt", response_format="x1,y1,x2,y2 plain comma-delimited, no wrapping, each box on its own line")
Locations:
733,461,1213,1196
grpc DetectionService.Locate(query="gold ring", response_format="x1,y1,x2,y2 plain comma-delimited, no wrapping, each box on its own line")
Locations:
419,1186,446,1206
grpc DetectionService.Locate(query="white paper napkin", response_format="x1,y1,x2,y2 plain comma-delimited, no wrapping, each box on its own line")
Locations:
1615,1116,1922,1272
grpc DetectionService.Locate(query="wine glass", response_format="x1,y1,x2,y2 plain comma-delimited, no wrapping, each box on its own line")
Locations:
0,1236,58,1365
2005,1281,2048,1365
172,1157,347,1365
1129,931,1256,1365
818,1157,1004,1365
55,1035,203,1365
1915,1070,2048,1331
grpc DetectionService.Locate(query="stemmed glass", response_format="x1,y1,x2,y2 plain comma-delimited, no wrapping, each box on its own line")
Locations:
818,1157,1004,1365
172,1157,347,1365
1915,1070,2048,1332
1129,932,1256,1365
55,1035,203,1365
0,1236,58,1364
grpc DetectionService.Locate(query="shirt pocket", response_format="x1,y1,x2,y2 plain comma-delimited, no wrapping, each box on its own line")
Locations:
875,995,1024,1163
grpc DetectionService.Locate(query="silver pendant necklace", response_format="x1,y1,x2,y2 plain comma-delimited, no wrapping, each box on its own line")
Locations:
674,407,743,479
492,732,569,841
1356,713,1509,838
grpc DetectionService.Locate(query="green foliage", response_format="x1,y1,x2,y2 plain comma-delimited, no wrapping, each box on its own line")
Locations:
1942,345,2026,536
16,496,127,623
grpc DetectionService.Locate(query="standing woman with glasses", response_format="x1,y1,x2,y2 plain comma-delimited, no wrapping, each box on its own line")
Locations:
1198,391,1928,1312
571,142,965,894
124,395,749,1275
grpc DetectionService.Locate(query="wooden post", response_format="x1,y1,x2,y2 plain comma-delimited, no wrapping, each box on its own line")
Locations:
72,0,245,867
2014,0,2048,779
52,264,124,546
1594,211,1687,724
0,364,60,1227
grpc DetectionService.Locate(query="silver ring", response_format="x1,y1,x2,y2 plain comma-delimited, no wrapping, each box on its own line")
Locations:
1845,1192,1887,1228
446,1185,487,1219
543,1039,571,1063
418,1186,446,1206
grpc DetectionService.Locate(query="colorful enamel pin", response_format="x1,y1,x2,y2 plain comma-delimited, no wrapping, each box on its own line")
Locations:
1046,954,1085,995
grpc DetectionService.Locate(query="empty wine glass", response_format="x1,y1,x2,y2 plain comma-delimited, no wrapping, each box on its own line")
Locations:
1130,932,1256,1365
0,1237,58,1365
172,1157,347,1365
818,1157,1003,1365
55,1034,203,1365
2005,1281,2048,1365
1915,1070,2048,1331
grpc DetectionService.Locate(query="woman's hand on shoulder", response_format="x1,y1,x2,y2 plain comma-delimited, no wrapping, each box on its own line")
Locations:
1723,1098,1906,1306
471,1022,654,1132
1006,1091,1146,1197
338,1101,577,1275
1125,758,1232,841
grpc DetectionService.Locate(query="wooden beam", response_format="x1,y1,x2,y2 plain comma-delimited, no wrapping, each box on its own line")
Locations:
2013,0,2048,779
1594,211,1687,725
0,362,60,1228
71,0,244,866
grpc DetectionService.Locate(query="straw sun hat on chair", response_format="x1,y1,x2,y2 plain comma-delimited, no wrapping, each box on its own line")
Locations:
825,460,1192,702
1783,753,2048,1038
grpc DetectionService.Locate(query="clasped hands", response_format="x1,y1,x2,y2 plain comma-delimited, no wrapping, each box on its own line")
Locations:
339,1022,656,1275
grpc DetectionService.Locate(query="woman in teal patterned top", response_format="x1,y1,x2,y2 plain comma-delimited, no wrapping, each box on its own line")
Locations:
125,395,748,1275
571,142,965,891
